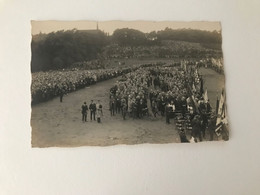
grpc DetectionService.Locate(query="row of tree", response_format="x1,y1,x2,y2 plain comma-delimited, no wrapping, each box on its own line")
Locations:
112,28,221,46
31,28,222,72
31,29,108,72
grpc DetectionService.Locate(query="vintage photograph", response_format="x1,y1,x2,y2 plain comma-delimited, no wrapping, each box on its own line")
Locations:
30,20,229,147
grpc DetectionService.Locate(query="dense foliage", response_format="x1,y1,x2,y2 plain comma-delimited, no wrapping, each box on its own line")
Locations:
31,29,109,72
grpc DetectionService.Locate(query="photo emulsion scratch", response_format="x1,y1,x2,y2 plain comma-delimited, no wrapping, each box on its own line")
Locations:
30,20,229,147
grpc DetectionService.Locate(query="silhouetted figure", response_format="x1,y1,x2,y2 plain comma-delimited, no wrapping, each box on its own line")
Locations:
81,102,88,122
89,100,96,121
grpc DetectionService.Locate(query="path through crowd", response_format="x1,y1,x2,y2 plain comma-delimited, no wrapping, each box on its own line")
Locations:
31,77,180,147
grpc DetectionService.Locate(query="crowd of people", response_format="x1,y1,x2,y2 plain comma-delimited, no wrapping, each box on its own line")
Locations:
102,41,221,59
32,59,223,142
196,58,224,74
108,64,217,142
72,59,105,70
31,67,136,104
109,68,150,119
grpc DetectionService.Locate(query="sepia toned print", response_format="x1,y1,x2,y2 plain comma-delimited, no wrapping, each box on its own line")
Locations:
31,20,229,147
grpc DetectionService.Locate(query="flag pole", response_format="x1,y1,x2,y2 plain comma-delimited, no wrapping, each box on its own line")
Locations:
216,95,219,115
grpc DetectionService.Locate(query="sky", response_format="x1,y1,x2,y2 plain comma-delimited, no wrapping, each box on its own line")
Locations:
31,20,221,35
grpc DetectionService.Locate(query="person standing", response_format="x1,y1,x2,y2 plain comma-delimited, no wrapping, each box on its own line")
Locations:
121,99,127,120
201,112,208,139
81,102,88,122
151,99,159,117
207,115,216,141
165,102,174,124
161,97,166,116
116,98,121,114
109,96,116,116
89,100,96,121
181,96,187,116
165,103,171,124
96,100,103,123
59,88,64,103
191,115,202,142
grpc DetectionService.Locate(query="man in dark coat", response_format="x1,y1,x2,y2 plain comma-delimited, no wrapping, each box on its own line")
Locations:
109,96,116,116
159,97,166,116
181,96,187,116
165,103,172,124
59,88,65,103
207,115,216,141
116,98,121,114
191,115,202,142
121,99,127,120
89,100,96,121
81,102,88,122
201,112,208,138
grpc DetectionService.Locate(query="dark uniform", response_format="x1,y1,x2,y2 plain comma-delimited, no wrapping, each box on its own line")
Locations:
159,98,166,116
207,117,216,141
191,116,202,142
81,102,88,122
201,113,208,138
89,101,96,121
109,98,116,116
116,98,121,114
59,88,64,102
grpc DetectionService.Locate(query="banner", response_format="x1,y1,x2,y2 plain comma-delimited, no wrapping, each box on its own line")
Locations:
215,89,227,135
203,89,208,103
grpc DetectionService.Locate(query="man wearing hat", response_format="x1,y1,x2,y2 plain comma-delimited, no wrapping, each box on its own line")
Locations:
81,102,88,122
89,100,96,121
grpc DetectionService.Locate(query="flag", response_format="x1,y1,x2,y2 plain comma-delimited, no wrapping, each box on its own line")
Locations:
216,95,219,115
191,95,199,113
203,89,208,103
215,89,227,136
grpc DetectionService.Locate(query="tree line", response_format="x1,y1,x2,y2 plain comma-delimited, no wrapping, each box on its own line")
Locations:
31,28,222,72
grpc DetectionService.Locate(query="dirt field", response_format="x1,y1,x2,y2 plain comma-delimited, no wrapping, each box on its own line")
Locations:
31,67,225,147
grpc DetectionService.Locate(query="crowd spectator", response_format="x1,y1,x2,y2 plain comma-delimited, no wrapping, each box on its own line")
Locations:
31,67,135,104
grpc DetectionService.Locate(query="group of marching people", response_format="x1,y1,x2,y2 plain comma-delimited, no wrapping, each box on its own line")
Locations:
180,98,215,143
109,68,150,119
109,64,218,142
109,66,192,119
